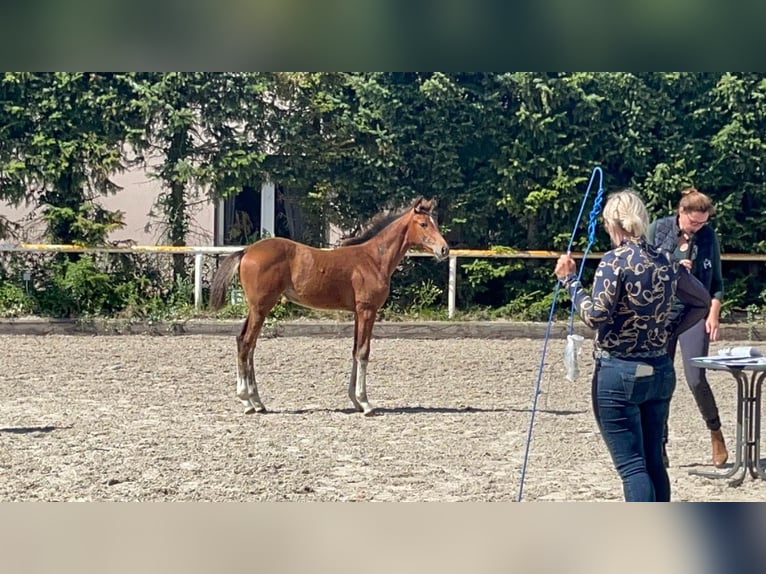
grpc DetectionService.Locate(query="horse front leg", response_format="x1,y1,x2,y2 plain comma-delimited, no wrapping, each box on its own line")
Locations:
347,361,362,412
347,314,363,412
352,308,377,416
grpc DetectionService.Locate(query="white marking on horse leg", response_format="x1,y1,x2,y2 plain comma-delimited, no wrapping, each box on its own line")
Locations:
236,355,264,414
348,358,362,412
236,361,250,401
355,359,375,415
236,361,256,413
245,382,264,413
244,347,265,413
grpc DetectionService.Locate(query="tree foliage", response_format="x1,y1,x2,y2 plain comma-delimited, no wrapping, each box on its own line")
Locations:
2,72,766,314
0,72,143,244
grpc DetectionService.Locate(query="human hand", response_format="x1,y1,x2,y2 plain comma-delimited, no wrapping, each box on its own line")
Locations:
706,316,720,342
679,259,692,270
554,254,576,280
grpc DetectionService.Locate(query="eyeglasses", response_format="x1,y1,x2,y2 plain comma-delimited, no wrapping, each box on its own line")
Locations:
684,213,709,227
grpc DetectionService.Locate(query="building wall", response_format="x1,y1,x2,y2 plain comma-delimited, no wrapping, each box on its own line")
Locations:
105,169,216,246
0,166,217,246
0,202,45,242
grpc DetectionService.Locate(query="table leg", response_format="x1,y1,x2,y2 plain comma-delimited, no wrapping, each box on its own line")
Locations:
749,372,766,480
690,370,747,484
727,370,749,487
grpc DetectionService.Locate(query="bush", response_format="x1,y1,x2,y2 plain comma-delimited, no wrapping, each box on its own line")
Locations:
0,281,36,317
3,248,766,323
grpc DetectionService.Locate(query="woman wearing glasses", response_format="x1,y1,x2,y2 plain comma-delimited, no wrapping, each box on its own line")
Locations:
647,187,727,468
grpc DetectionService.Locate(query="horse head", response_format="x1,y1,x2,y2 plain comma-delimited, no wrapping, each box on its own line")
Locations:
408,197,450,261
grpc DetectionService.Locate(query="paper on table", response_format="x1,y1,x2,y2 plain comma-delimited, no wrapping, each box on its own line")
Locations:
692,354,766,366
716,346,763,358
693,346,765,365
693,356,765,364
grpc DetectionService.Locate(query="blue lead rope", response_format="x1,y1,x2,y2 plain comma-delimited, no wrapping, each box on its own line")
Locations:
568,169,605,334
516,166,605,502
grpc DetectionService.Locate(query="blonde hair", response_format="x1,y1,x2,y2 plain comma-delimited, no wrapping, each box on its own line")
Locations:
602,189,649,239
679,187,716,216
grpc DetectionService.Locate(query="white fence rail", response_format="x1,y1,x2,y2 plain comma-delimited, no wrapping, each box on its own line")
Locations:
3,243,766,318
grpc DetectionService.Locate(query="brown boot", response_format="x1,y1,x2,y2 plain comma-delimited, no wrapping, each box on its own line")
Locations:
711,429,728,468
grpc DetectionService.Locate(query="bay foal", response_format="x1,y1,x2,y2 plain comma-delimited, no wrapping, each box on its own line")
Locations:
209,197,449,415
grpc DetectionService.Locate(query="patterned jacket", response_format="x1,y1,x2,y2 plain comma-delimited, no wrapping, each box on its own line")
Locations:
561,238,710,361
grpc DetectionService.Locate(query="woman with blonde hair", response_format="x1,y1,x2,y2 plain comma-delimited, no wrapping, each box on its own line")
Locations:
555,189,710,502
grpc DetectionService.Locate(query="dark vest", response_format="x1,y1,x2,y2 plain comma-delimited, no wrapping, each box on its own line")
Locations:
652,215,715,293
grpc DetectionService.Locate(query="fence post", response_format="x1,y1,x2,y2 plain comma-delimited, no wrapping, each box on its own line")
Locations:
194,252,203,309
448,255,457,319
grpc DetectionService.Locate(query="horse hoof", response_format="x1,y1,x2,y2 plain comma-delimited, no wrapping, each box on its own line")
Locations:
363,407,377,417
243,405,266,415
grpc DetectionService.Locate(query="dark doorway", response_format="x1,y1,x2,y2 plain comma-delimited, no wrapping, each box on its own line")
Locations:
221,183,324,246
222,186,261,245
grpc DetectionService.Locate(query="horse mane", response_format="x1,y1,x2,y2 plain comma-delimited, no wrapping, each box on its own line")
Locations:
339,208,407,246
340,196,432,247
339,197,432,247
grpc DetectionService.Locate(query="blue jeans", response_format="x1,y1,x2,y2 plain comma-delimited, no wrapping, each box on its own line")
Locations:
591,355,676,502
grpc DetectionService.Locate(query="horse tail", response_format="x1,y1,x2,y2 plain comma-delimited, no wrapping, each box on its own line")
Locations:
209,250,244,310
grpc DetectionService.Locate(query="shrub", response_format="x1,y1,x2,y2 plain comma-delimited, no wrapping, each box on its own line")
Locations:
0,281,36,317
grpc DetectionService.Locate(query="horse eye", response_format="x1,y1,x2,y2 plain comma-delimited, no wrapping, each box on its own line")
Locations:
419,221,428,228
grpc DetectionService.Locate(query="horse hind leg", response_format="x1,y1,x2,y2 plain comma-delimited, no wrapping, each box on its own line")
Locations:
236,310,266,414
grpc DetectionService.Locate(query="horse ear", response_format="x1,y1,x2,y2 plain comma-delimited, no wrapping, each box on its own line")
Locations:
414,196,438,214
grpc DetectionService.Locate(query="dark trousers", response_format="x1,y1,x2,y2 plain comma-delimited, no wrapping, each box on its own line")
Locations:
665,318,722,443
591,355,676,502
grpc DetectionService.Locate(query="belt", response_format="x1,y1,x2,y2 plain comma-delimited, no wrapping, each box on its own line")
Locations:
593,349,611,359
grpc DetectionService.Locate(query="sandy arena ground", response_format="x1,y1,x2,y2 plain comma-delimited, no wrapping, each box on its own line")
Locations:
1,333,764,501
